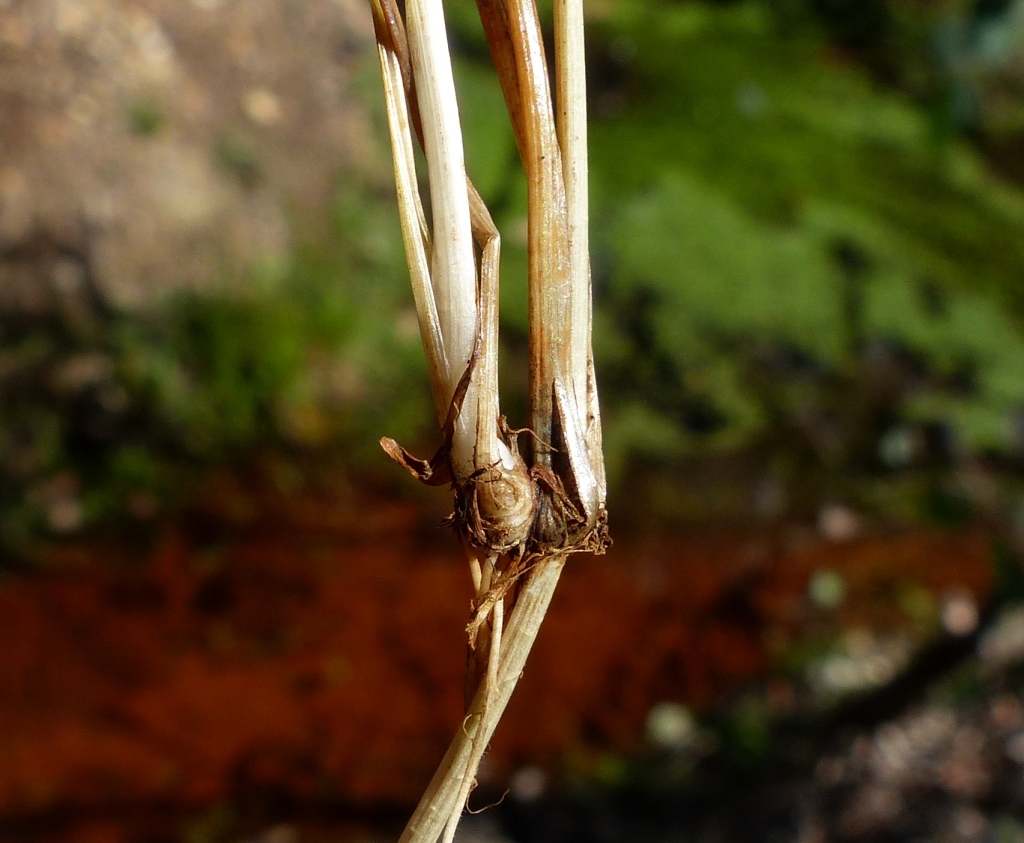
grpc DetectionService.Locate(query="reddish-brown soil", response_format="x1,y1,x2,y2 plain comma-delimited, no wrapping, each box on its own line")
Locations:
0,461,993,841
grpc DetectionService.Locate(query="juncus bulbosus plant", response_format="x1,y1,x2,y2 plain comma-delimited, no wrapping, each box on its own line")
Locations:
369,0,609,839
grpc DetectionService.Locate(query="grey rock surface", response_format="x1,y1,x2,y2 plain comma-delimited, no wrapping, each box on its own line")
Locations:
0,0,377,314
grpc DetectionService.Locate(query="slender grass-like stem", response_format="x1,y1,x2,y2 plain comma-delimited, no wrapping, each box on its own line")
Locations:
404,0,480,477
554,0,590,409
398,556,565,843
374,40,444,415
369,0,608,840
372,0,534,550
442,567,502,843
554,0,607,512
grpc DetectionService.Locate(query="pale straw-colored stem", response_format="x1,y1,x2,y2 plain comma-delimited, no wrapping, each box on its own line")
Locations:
554,0,607,510
370,2,606,842
467,188,520,474
554,0,590,417
375,42,446,417
405,0,481,478
441,581,503,843
498,0,605,532
503,0,569,468
398,555,566,843
376,0,517,487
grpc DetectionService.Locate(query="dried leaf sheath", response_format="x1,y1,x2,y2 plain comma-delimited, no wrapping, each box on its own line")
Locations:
404,0,479,471
369,0,609,840
502,0,571,454
373,32,444,414
554,0,591,406
483,0,605,542
372,0,534,551
554,0,607,512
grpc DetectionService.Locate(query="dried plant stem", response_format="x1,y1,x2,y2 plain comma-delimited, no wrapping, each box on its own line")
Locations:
370,0,608,840
483,0,604,535
373,0,535,550
374,39,444,412
553,0,606,508
554,0,590,399
404,0,481,478
442,556,503,843
399,555,565,843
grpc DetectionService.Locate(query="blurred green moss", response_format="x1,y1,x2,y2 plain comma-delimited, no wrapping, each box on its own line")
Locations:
127,100,165,136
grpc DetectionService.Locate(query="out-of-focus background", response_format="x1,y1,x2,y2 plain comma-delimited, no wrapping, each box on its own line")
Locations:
3,0,1024,841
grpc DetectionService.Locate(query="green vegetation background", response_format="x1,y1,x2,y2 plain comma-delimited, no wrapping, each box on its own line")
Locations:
3,0,1024,558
